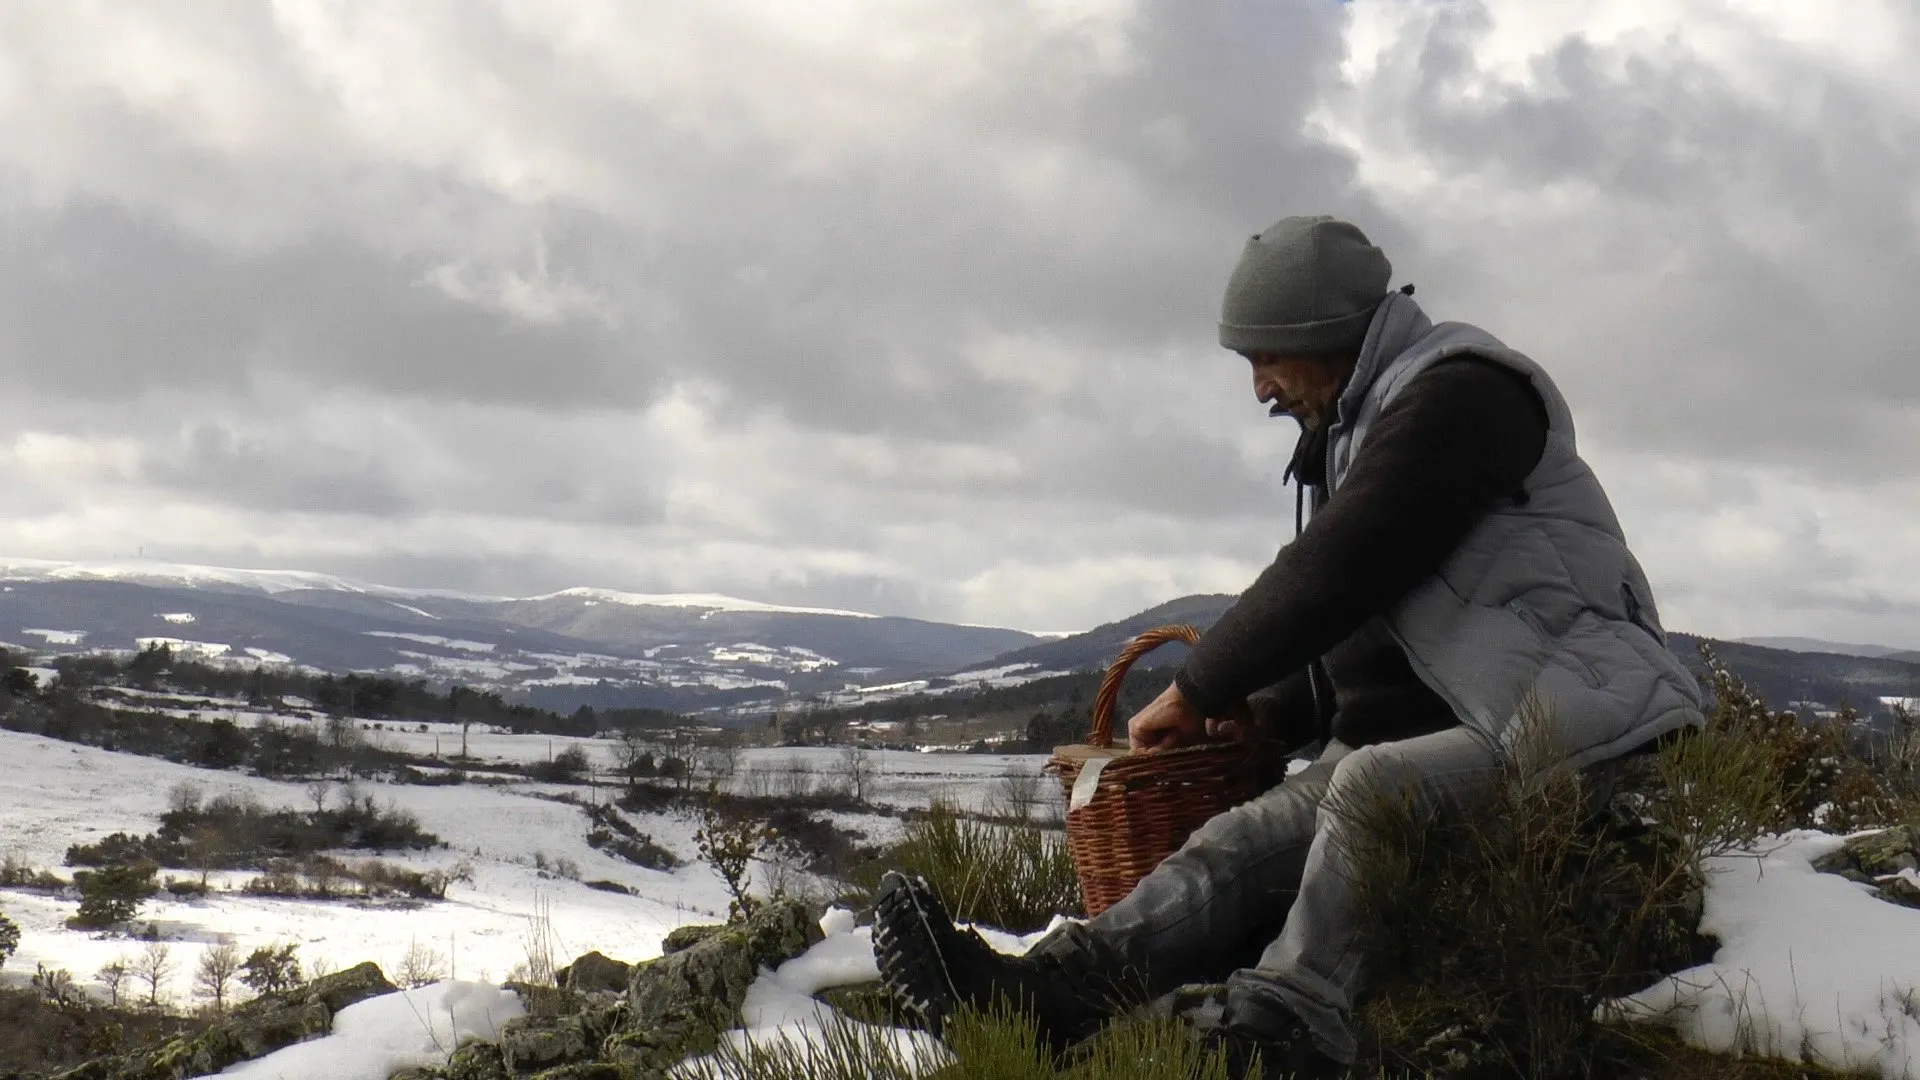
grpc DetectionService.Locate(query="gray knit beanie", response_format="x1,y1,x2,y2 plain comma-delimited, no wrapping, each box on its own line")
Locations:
1219,215,1392,356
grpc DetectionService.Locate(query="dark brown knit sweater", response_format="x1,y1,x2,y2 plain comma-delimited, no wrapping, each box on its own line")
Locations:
1172,356,1550,748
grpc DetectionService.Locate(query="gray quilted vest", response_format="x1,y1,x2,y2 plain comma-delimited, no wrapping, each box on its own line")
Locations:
1319,292,1704,768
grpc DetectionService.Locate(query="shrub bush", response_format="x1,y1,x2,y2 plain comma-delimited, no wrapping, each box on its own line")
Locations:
1337,681,1826,1079
239,942,302,996
69,861,160,930
532,744,593,783
65,793,442,871
691,1000,1242,1080
861,801,1080,934
0,910,18,969
0,857,68,892
583,803,681,871
161,877,209,899
241,855,472,902
587,829,681,871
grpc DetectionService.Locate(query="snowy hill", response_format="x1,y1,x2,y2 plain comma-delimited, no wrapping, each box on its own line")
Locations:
1738,635,1917,659
0,560,1041,714
953,592,1920,719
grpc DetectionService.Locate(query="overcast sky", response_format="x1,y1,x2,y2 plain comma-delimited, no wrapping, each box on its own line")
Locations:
4,1,1920,647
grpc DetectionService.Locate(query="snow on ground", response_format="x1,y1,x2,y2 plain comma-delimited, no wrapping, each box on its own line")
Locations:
1609,830,1920,1078
11,707,1918,1078
680,908,1068,1078
733,747,1050,815
135,637,234,660
0,729,739,1002
699,832,1920,1080
533,587,880,619
0,727,1055,1009
362,725,619,767
222,980,523,1080
364,632,498,653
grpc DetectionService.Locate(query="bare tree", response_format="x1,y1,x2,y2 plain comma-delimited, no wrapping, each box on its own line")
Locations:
612,728,657,787
132,941,175,1009
996,767,1043,822
777,757,815,799
838,747,876,804
167,781,204,817
94,957,129,1007
323,713,361,750
188,823,229,888
396,939,447,988
699,738,743,789
306,780,332,815
194,942,242,1012
740,761,775,799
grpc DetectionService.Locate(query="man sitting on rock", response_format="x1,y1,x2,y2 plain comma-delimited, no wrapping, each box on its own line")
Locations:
872,215,1705,1078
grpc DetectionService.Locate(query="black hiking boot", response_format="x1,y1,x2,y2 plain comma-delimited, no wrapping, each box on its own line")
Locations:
871,871,1114,1048
1199,990,1344,1080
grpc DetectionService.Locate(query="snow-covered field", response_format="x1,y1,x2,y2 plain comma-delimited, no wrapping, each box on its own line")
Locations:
732,746,1050,815
8,713,1916,1078
0,721,1053,1008
216,848,1920,1080
0,729,735,998
76,689,1057,811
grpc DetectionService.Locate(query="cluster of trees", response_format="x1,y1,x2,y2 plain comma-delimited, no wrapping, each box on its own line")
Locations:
66,782,442,879
771,667,1174,752
789,670,1109,730
0,684,422,780
88,940,302,1013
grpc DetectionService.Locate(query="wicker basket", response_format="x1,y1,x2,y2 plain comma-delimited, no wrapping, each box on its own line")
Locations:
1047,625,1280,917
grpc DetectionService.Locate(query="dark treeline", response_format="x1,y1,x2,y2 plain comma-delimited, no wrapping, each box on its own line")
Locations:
788,668,1172,751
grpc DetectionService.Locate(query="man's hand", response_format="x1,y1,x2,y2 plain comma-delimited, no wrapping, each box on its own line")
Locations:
1127,682,1207,751
1205,697,1258,744
1127,683,1260,751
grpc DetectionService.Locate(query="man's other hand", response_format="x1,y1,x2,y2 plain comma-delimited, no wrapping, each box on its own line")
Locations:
1127,682,1206,751
1205,697,1258,744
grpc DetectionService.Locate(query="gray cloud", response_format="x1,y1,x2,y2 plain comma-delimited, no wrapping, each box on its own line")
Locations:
1338,3,1920,481
4,1,1920,643
2,199,640,407
142,422,415,515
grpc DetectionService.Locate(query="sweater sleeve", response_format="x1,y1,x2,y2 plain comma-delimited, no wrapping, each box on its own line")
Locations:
1173,357,1550,718
1245,668,1322,749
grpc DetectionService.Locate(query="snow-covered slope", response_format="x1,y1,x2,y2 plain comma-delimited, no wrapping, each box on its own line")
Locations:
0,559,1043,713
0,727,726,1000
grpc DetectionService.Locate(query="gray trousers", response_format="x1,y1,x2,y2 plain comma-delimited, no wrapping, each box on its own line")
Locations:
1038,726,1605,1064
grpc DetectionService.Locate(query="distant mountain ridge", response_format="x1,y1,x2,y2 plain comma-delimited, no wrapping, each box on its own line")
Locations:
0,559,1042,713
1737,635,1918,660
10,560,1916,721
958,593,1920,717
966,593,1236,675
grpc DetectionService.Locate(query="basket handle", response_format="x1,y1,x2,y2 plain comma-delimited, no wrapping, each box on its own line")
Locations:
1087,624,1204,749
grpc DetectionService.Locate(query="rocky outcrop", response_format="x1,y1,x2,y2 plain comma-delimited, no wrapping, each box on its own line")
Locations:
499,1007,620,1073
443,1040,510,1080
48,962,396,1080
1813,825,1920,908
658,923,726,955
556,950,630,995
391,900,825,1080
604,899,823,1077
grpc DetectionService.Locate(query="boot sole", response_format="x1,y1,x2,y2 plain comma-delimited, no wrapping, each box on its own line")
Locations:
872,871,965,1034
